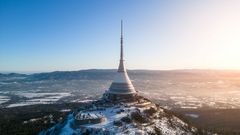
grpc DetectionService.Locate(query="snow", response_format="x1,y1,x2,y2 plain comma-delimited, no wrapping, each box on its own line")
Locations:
83,106,135,128
6,92,71,108
60,109,71,112
59,114,75,135
185,113,199,118
7,102,48,108
71,99,95,103
75,112,103,120
57,105,143,134
180,106,198,109
15,92,71,99
29,118,41,122
43,97,200,135
0,95,10,104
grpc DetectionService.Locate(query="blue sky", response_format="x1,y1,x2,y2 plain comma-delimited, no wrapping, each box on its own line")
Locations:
1,0,240,73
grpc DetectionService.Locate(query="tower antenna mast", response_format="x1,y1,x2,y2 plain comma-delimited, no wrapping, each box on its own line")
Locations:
120,20,123,61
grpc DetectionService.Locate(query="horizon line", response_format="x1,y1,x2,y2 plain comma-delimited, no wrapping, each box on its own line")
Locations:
1,68,240,74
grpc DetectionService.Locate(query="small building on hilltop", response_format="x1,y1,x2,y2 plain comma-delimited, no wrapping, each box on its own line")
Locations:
75,111,105,125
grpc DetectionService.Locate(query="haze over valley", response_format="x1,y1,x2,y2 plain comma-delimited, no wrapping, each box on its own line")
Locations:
1,69,240,110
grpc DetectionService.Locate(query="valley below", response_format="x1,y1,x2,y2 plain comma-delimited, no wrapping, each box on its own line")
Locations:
1,69,240,134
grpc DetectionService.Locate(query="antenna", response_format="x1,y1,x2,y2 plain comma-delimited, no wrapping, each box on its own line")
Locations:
120,20,123,60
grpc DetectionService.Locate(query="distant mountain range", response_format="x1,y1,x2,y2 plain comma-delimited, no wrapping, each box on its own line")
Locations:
1,69,240,81
0,73,27,78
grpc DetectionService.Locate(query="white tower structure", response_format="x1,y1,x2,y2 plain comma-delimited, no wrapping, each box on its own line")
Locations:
104,21,137,100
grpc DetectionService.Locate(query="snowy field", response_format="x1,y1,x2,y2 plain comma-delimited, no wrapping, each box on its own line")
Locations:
6,92,72,108
0,95,10,104
1,70,240,109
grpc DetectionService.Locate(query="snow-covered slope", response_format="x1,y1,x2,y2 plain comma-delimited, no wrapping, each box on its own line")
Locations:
40,96,211,135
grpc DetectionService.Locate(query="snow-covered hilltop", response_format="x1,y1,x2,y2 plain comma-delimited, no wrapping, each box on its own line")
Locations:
40,23,213,135
40,96,210,135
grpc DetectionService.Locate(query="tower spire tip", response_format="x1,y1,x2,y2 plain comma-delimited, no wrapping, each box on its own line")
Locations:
120,20,123,61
